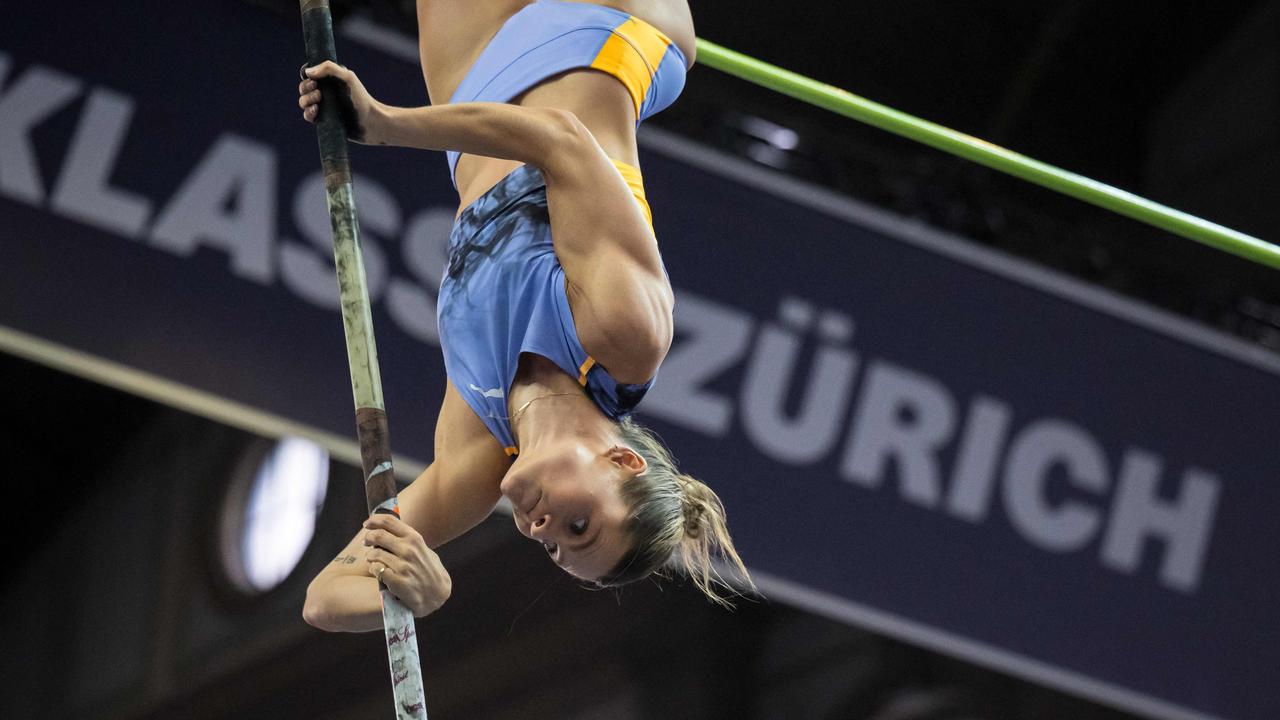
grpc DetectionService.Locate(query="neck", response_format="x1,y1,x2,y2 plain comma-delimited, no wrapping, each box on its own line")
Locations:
508,357,615,453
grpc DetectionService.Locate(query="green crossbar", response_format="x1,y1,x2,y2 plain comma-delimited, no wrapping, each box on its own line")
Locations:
696,39,1280,271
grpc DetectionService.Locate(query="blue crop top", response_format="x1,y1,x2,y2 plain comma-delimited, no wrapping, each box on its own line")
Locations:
445,0,688,186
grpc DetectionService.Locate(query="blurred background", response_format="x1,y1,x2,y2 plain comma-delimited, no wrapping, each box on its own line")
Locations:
3,1,1278,718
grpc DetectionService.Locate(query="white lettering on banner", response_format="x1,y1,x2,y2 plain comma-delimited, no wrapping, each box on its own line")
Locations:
1,56,452,346
946,397,1013,523
654,292,1224,593
1003,420,1109,553
842,361,958,509
3,56,1225,594
740,297,859,464
149,135,278,283
0,56,83,205
385,208,454,345
1101,452,1220,591
50,88,152,237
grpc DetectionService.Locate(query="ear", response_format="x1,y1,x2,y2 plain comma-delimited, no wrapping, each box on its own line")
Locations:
607,445,648,475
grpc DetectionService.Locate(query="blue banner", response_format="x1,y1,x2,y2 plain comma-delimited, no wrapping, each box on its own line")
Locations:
2,3,1276,719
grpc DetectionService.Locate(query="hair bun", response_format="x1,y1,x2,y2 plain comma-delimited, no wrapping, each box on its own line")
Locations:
677,475,705,537
681,498,702,537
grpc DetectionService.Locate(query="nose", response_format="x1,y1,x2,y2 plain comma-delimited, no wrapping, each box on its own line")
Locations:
528,514,553,538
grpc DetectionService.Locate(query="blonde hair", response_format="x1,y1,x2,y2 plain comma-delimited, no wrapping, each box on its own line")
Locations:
598,417,756,607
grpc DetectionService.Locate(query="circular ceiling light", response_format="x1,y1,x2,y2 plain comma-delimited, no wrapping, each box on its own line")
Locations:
221,436,330,594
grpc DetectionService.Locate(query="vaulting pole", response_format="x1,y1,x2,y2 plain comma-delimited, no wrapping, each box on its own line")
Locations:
298,2,427,717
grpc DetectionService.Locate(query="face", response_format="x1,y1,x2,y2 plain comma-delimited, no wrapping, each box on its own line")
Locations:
500,441,643,582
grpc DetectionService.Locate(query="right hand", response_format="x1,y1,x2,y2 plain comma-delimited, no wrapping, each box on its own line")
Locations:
362,512,452,617
298,61,383,144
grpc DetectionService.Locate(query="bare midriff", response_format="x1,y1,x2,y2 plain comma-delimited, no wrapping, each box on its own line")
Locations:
456,71,639,211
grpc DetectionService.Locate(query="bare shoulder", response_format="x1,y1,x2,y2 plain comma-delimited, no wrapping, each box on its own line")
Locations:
398,381,512,547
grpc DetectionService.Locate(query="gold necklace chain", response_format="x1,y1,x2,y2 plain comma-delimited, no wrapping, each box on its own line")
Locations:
510,391,587,422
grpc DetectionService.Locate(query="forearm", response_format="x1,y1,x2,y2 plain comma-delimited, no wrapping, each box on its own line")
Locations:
302,501,453,632
303,569,385,633
372,102,586,171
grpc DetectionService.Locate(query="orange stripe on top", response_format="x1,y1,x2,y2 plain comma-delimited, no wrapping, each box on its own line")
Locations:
590,16,673,118
611,159,653,227
504,445,519,456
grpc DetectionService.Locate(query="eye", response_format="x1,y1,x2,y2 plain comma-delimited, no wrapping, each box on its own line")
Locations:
569,518,589,536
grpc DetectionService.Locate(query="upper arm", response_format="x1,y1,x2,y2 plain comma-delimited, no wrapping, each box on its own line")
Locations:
400,379,511,548
538,120,674,381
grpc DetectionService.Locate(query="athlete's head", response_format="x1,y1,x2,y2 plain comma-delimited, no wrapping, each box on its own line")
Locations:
500,415,752,606
596,416,753,606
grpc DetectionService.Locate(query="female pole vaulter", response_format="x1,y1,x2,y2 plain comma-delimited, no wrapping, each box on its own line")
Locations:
299,0,752,632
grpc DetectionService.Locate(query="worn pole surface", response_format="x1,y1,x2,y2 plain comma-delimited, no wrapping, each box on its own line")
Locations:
696,39,1280,270
298,2,428,718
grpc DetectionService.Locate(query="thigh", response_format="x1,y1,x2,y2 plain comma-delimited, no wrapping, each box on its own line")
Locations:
415,0,531,104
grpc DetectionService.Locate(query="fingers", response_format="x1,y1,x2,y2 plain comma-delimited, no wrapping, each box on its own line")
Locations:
362,515,425,563
298,77,320,122
297,87,320,109
365,547,408,576
363,528,410,560
298,61,345,124
367,547,423,610
303,60,349,81
364,513,415,538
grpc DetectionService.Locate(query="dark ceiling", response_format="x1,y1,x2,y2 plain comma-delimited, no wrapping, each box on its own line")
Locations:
691,0,1263,188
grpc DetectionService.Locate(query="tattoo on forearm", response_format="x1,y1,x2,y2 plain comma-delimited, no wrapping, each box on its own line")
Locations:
332,554,358,565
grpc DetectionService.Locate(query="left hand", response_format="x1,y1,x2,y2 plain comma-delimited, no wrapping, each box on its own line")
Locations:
298,61,385,144
362,513,452,617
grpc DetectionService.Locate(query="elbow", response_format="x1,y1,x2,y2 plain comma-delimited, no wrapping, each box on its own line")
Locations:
540,107,589,143
646,285,676,357
645,295,675,362
302,582,335,631
533,108,594,169
646,316,675,366
435,572,454,612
